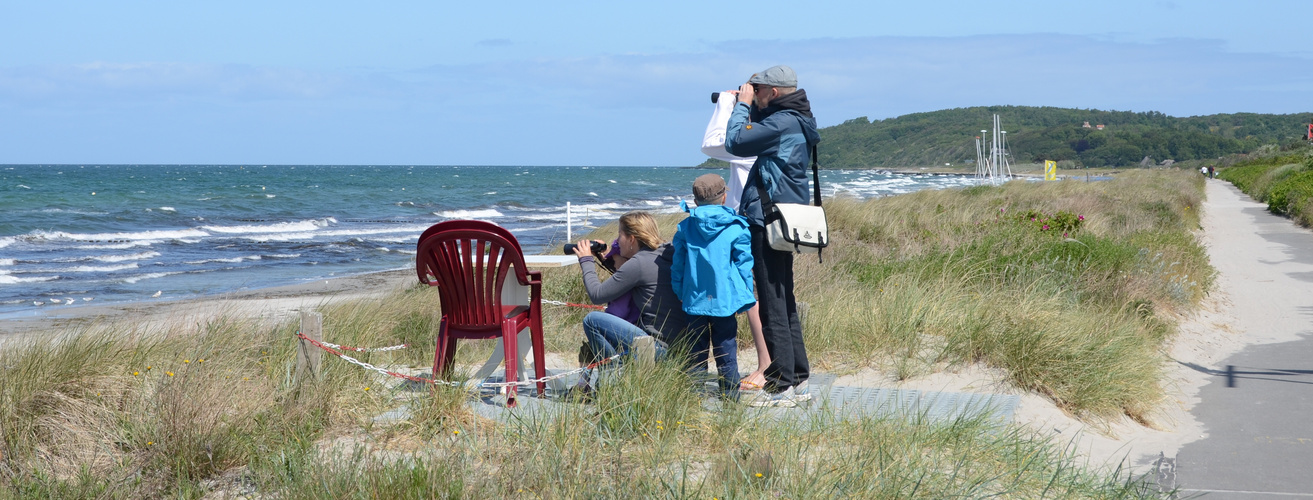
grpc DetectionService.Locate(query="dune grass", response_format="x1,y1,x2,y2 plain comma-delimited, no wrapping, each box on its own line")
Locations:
0,169,1205,497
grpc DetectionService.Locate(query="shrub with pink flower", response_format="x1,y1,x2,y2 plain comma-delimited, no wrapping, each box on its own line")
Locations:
1008,208,1085,235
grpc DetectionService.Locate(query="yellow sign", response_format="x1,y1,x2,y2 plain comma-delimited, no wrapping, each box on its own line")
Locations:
1044,160,1057,181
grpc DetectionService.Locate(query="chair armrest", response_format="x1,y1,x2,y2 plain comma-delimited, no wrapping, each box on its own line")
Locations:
523,270,543,286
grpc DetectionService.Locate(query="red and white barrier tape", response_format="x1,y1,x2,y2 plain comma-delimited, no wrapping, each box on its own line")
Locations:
296,332,618,389
541,299,605,311
320,340,409,352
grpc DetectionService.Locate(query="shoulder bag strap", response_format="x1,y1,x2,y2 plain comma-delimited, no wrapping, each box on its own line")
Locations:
810,143,822,207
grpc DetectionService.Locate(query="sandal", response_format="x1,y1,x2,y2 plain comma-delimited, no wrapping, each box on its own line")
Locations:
740,370,767,391
739,379,764,391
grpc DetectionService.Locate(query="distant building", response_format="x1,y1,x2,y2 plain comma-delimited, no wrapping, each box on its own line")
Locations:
1082,121,1091,128
1095,124,1105,130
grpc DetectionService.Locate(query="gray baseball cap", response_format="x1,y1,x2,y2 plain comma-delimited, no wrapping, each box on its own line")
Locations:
748,65,797,87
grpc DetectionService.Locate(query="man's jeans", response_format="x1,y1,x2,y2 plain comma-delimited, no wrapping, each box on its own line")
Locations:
750,225,810,391
685,314,741,394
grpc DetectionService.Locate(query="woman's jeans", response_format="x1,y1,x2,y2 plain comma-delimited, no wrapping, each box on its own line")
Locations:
582,311,667,363
581,311,739,397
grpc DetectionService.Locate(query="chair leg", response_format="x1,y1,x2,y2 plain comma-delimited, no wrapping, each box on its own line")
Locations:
531,317,547,397
433,318,451,381
502,322,519,408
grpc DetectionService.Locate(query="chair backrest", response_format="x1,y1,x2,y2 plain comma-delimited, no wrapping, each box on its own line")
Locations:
417,220,521,283
416,221,532,332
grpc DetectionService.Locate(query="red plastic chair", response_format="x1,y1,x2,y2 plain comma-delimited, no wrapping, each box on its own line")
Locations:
416,220,520,283
416,221,545,406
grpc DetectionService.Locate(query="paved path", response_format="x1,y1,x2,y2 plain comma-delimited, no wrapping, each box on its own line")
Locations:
1176,180,1313,498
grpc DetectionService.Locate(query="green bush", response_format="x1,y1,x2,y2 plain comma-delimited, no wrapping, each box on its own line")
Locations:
1218,145,1313,228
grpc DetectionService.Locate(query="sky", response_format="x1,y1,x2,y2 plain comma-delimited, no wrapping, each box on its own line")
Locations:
2,1,1311,166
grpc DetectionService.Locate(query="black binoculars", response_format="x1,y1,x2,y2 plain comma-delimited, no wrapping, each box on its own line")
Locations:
564,241,608,256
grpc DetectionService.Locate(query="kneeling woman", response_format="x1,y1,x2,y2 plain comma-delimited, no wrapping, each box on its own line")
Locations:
570,211,688,380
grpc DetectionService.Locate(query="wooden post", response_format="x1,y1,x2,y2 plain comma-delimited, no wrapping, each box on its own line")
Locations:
296,310,323,384
633,335,656,369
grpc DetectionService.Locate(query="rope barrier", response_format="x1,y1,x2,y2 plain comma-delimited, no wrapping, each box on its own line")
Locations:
296,332,619,389
542,299,605,311
319,340,409,352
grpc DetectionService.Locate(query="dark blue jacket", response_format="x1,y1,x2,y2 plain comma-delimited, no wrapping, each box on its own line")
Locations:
725,89,821,227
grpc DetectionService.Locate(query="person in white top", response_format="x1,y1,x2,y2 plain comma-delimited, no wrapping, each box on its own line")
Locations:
702,90,771,391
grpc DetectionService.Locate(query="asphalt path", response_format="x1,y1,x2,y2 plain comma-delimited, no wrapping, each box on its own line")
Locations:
1176,180,1313,498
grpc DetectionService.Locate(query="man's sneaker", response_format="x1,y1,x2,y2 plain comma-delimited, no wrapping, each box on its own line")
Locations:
747,386,804,408
793,380,812,403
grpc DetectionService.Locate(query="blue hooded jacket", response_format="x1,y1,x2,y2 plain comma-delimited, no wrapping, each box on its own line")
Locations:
671,201,756,317
725,89,821,227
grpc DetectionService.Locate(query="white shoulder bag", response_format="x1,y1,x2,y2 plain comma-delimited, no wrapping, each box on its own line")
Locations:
760,143,828,262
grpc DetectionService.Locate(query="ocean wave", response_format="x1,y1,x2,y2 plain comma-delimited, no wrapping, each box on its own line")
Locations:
239,224,432,243
25,228,209,243
92,251,161,263
69,263,139,273
183,255,262,265
0,259,12,266
202,218,335,234
77,241,155,250
438,208,504,219
40,208,109,215
122,271,185,284
0,275,58,285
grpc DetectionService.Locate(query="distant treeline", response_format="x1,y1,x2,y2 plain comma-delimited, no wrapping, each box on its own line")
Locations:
701,106,1313,168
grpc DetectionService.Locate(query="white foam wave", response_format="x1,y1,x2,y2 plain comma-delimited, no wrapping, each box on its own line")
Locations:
202,218,333,234
0,275,58,285
183,255,262,265
159,207,176,212
41,208,108,215
0,259,13,266
77,241,155,250
514,224,558,232
438,208,504,218
31,228,208,243
123,271,184,284
69,263,139,273
92,251,160,263
241,224,432,243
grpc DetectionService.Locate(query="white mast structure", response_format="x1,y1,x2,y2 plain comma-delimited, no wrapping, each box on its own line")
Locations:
975,114,1013,184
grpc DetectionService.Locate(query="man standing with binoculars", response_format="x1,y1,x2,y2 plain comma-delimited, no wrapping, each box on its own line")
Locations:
725,64,821,407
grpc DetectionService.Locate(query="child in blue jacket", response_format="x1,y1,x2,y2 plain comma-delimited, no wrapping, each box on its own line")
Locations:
671,173,756,396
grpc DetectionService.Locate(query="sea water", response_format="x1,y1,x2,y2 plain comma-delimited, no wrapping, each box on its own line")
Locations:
1,165,979,316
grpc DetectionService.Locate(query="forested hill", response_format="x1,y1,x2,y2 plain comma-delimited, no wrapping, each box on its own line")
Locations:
808,106,1312,168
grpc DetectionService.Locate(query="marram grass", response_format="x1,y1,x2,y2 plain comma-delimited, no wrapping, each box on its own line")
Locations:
0,169,1203,497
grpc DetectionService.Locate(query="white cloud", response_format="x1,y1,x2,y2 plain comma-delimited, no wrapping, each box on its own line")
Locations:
1,34,1310,165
